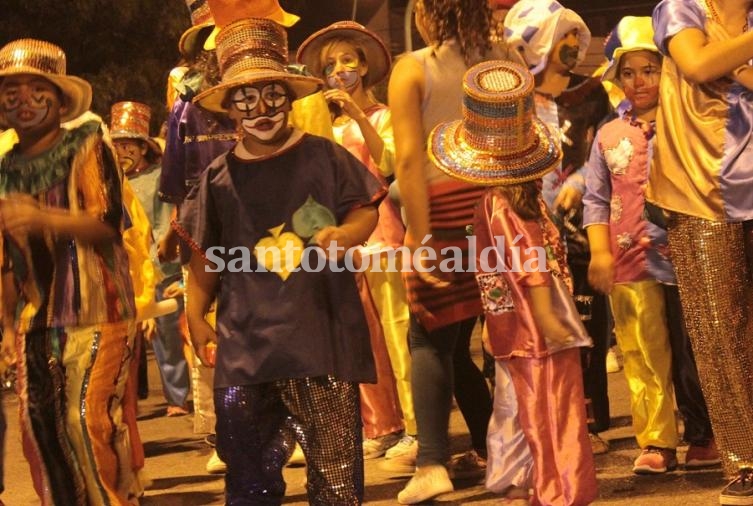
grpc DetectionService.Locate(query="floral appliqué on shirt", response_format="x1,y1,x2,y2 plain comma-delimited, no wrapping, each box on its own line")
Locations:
616,232,633,251
611,194,623,222
477,273,514,315
603,137,633,176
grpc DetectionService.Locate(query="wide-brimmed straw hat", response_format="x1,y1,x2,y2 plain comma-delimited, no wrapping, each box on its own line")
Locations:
0,38,92,127
296,21,391,87
110,101,162,158
429,60,561,186
193,17,322,113
178,0,216,57
601,16,658,83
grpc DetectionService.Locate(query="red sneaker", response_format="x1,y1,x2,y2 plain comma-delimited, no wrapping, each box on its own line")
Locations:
686,439,721,469
632,446,678,474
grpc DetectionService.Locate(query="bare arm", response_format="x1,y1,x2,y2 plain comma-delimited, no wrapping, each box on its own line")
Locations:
1,194,116,243
315,205,378,261
1,272,17,365
186,252,219,367
667,23,753,83
586,224,615,294
388,56,429,249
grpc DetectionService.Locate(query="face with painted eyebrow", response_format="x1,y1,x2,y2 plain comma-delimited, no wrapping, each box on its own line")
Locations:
0,74,65,133
226,81,292,145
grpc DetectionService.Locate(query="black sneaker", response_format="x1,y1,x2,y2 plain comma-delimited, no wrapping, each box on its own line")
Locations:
720,467,753,505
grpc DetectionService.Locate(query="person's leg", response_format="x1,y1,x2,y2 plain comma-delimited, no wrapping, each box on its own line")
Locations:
452,317,491,457
357,274,404,450
507,350,598,506
215,383,292,504
668,215,753,480
409,314,468,467
63,322,134,505
18,328,85,505
485,360,533,495
663,284,714,447
153,275,190,410
121,325,145,488
611,281,678,451
570,263,611,436
281,377,363,505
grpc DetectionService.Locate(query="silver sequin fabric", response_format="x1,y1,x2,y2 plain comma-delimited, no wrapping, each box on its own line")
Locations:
215,376,363,504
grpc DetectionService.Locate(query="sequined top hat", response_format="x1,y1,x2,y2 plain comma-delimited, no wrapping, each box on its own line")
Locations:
504,0,590,76
179,0,215,57
296,21,392,87
601,16,658,83
428,60,561,186
0,38,92,127
193,17,322,113
109,101,162,157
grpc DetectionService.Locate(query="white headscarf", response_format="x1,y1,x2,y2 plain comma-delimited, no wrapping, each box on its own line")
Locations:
504,0,590,75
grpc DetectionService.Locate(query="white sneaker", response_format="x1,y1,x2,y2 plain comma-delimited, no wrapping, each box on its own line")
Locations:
606,347,622,373
385,434,417,459
363,431,402,459
206,450,227,474
397,464,453,504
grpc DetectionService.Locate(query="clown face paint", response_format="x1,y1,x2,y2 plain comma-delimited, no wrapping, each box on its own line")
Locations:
114,138,147,174
619,50,661,114
0,75,62,131
552,29,580,71
323,41,365,92
228,82,291,143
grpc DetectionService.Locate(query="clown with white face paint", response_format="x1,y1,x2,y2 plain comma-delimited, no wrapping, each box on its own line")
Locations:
228,82,291,145
181,18,387,505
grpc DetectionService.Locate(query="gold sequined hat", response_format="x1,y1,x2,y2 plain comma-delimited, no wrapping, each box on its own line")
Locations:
296,21,392,87
193,17,322,113
109,101,162,158
428,60,561,186
0,38,92,127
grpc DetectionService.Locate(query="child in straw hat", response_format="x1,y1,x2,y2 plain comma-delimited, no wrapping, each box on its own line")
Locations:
583,16,718,475
429,59,598,505
176,17,385,504
0,39,138,505
297,20,415,463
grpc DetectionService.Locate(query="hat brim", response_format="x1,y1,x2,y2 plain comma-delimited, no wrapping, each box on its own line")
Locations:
428,118,561,186
179,22,215,57
193,71,323,113
0,67,92,128
296,26,392,87
601,45,660,83
111,132,163,158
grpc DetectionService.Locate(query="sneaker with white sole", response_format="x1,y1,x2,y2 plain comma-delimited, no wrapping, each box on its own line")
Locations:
397,464,453,504
363,431,402,459
206,450,227,474
686,439,721,469
720,467,753,505
380,435,418,474
385,434,418,459
632,446,677,475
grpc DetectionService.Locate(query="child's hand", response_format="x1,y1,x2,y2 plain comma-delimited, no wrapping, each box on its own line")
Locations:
314,226,352,261
588,251,615,294
0,194,47,236
162,280,185,299
187,318,217,368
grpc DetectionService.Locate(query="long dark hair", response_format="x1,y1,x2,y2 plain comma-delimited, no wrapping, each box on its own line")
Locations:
421,0,492,66
496,181,542,221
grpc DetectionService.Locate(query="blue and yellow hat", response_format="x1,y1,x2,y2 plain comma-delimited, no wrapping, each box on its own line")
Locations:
601,16,658,83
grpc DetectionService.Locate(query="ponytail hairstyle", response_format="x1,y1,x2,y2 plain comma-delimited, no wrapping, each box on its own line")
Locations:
421,0,493,66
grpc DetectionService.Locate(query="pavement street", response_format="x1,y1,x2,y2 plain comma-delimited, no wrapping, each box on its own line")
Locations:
1,335,725,505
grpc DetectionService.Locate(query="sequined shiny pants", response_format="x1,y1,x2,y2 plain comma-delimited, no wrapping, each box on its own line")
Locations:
667,214,753,476
16,322,134,506
215,377,363,505
610,280,678,450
